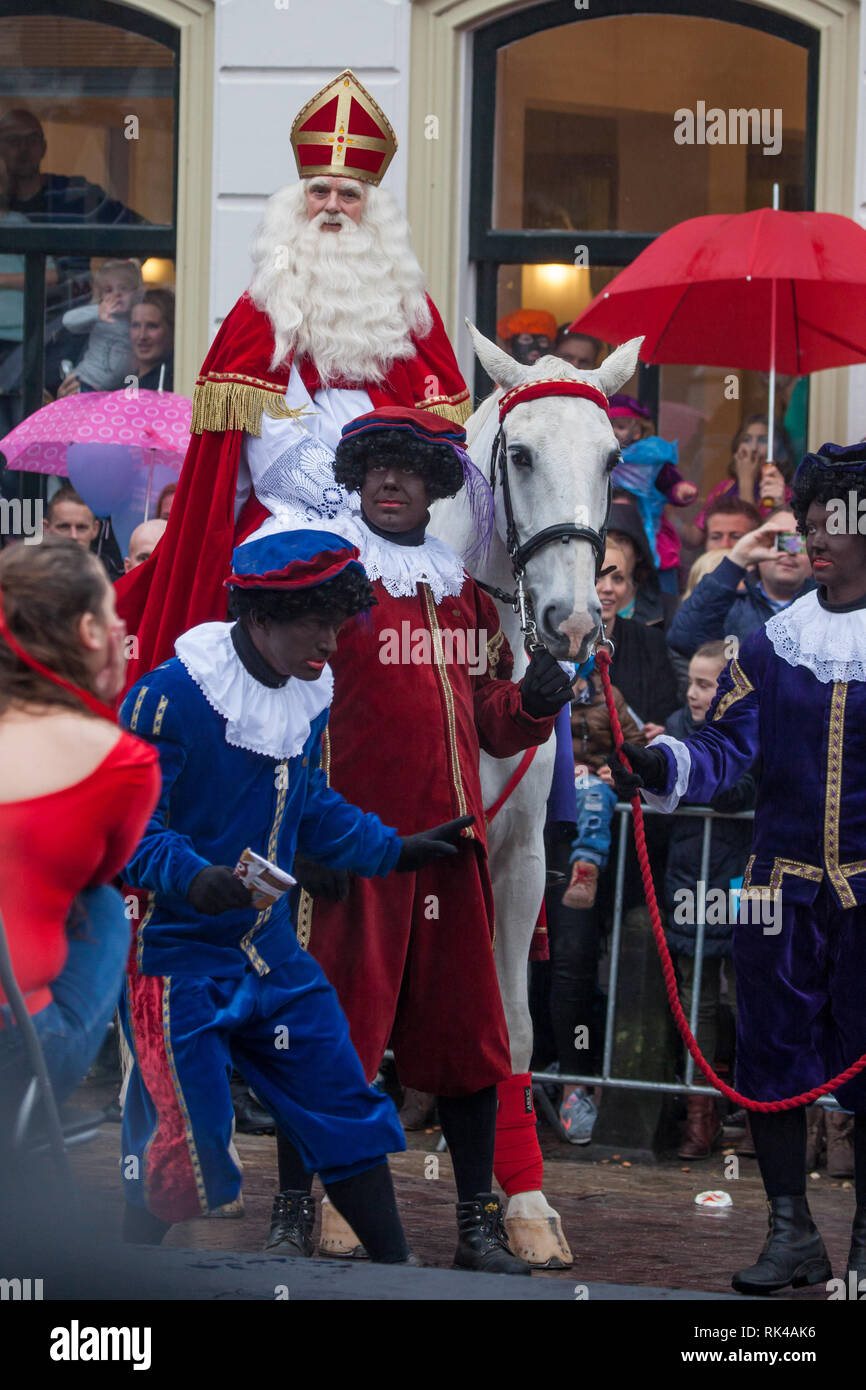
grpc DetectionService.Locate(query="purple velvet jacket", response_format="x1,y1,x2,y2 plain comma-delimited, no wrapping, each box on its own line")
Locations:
651,621,866,910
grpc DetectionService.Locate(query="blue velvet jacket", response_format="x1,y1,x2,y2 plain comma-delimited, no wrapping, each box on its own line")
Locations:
652,622,866,910
119,658,401,978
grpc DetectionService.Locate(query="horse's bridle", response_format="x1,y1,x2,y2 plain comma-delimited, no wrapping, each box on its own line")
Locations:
479,377,614,652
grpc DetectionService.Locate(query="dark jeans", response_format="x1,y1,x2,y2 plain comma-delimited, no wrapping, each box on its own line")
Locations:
531,825,605,1077
0,885,129,1105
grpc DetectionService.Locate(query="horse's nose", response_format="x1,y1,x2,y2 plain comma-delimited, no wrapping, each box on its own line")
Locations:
542,601,600,660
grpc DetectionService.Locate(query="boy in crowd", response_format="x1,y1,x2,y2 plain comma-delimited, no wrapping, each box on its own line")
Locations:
662,641,757,1160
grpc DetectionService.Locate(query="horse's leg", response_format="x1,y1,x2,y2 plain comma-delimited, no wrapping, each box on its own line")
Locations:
488,801,574,1269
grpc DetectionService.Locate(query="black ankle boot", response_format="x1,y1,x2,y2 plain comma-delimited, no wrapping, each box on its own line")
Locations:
454,1193,532,1276
264,1190,315,1256
848,1205,866,1280
732,1196,831,1295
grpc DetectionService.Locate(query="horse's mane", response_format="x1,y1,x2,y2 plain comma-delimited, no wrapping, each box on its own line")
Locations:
466,386,502,484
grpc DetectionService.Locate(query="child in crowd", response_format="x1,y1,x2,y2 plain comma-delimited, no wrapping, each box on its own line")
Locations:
60,259,141,393
562,656,643,911
608,394,698,595
661,640,757,1160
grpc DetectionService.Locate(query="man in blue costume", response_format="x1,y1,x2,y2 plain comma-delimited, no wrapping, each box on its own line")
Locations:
605,442,866,1296
118,529,471,1259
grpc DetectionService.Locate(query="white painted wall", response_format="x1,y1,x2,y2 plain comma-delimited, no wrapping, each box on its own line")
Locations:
208,0,411,334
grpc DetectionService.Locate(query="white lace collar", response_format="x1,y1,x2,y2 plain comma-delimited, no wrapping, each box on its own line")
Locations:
765,589,866,684
337,511,465,603
175,622,333,759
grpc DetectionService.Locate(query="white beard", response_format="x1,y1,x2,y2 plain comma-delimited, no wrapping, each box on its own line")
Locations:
249,182,433,387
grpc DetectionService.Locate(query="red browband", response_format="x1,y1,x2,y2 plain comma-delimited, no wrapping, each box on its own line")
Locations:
0,584,118,724
498,379,609,421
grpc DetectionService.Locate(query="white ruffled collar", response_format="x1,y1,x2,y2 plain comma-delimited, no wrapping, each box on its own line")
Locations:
337,511,465,602
175,622,333,759
765,589,866,684
248,509,466,603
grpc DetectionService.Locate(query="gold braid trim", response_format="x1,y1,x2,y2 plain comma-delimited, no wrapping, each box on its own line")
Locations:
486,628,506,679
413,394,473,425
191,373,312,437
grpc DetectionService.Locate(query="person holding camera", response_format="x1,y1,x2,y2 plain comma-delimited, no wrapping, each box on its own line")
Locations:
668,507,814,659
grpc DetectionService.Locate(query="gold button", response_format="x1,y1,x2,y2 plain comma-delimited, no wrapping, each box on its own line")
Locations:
452,608,460,617
302,757,307,767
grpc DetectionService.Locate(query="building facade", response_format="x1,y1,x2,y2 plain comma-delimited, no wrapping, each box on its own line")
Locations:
2,0,865,491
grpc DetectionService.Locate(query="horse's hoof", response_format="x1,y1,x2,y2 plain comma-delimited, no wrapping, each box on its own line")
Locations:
318,1197,369,1259
504,1213,574,1268
208,1195,245,1219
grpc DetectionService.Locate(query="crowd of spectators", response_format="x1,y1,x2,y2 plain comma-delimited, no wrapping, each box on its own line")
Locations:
0,292,846,1182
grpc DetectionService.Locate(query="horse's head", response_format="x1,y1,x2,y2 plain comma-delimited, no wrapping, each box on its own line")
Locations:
467,323,644,663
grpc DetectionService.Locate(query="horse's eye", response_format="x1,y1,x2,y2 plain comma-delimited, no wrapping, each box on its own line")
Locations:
606,449,621,474
509,446,532,470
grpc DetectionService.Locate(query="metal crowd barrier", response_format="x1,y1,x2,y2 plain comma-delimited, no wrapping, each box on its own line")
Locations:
533,799,776,1103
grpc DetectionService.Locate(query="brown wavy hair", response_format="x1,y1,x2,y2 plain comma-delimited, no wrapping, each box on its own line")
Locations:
0,537,109,717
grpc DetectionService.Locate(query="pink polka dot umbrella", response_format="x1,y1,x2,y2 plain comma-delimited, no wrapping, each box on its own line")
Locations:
0,388,191,479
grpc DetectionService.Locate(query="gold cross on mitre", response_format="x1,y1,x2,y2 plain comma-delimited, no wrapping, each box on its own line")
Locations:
290,69,397,187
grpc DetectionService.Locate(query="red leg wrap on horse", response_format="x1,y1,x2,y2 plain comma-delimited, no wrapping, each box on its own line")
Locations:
494,1072,544,1197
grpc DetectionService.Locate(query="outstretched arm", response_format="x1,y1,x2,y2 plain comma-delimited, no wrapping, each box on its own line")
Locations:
605,644,762,814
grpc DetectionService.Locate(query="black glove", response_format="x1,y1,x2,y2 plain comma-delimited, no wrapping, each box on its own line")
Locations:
604,742,669,800
396,815,475,871
187,865,254,916
520,648,575,719
292,852,350,903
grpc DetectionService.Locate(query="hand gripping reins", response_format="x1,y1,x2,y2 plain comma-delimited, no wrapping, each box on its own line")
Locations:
594,644,866,1112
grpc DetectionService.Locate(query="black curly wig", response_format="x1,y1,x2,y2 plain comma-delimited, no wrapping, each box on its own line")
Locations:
227,566,375,626
333,430,465,500
790,444,866,534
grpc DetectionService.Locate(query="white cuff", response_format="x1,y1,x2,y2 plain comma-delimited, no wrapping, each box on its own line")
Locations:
640,735,691,814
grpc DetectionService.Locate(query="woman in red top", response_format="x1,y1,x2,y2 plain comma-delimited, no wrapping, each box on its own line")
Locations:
0,537,159,1104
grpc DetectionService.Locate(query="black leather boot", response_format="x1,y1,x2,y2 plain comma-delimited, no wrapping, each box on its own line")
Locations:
453,1193,532,1276
732,1196,831,1294
264,1190,315,1256
848,1205,866,1281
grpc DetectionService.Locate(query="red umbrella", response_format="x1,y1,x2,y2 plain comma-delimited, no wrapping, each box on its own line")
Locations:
569,209,866,376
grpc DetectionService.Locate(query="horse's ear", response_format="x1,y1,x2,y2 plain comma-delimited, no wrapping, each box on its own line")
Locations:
595,336,645,397
465,319,527,391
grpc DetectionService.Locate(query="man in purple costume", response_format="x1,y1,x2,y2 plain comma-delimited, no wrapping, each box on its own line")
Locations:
605,442,866,1296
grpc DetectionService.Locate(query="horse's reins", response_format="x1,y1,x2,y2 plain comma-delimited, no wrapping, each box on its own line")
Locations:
478,376,866,1110
477,378,614,651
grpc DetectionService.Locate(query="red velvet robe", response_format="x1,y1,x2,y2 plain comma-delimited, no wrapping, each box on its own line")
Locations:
115,292,471,692
297,575,556,1093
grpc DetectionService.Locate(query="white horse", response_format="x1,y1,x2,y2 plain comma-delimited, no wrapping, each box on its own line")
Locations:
429,325,643,1267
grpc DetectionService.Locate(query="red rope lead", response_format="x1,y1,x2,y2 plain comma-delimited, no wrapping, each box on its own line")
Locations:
595,647,866,1112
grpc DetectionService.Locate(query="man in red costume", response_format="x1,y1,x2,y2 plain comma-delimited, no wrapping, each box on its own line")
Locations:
116,69,470,687
259,406,578,1273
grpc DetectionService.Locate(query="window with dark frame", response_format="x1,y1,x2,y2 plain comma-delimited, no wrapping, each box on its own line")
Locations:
470,0,818,467
0,1,179,505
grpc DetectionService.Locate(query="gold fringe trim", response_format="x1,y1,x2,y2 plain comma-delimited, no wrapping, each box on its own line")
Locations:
414,395,473,425
191,374,312,437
